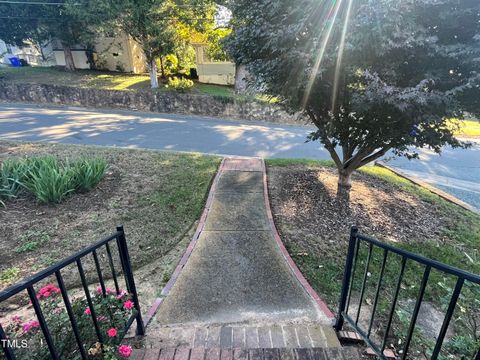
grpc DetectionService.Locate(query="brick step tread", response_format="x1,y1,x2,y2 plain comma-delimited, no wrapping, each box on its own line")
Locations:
131,347,361,360
133,324,340,349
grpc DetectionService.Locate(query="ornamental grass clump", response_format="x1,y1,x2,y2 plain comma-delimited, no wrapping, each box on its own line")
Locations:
24,157,77,203
0,158,28,206
71,158,108,193
4,284,135,359
0,156,108,205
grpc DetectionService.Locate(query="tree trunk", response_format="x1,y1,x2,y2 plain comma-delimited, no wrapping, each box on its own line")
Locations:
337,169,353,203
159,56,166,79
63,44,75,71
235,64,249,94
85,45,96,70
148,58,159,89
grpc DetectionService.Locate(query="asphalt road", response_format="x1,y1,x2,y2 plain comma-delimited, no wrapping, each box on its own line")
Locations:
385,144,480,210
0,103,478,210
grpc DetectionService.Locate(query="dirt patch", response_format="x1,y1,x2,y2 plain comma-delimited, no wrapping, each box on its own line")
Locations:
0,141,220,292
268,165,448,256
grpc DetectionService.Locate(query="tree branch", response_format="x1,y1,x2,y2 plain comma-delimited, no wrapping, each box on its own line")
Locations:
306,108,343,169
358,147,390,168
343,146,372,170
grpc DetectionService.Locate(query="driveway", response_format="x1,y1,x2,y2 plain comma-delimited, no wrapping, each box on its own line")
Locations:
0,103,478,210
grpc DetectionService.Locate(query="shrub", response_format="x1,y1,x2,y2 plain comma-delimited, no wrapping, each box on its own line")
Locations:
166,76,194,92
4,284,135,359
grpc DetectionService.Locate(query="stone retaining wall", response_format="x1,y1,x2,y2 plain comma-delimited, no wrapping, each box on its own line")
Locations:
0,82,304,125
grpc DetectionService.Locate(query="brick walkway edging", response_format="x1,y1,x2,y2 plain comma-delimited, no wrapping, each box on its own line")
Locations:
143,157,335,328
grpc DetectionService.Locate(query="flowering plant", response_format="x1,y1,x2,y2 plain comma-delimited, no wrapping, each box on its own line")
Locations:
3,284,136,359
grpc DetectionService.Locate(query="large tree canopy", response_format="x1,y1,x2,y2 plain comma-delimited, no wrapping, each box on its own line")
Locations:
226,0,480,198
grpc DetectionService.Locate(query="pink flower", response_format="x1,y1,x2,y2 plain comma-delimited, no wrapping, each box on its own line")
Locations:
96,286,115,295
97,315,107,321
22,320,40,333
107,327,117,337
11,315,22,323
84,307,91,315
116,290,127,299
37,284,60,300
123,300,134,310
118,344,133,358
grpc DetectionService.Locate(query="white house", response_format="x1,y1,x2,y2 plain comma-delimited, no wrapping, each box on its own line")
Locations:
52,33,147,73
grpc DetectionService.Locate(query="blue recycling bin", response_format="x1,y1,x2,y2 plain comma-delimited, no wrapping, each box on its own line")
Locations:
8,57,22,67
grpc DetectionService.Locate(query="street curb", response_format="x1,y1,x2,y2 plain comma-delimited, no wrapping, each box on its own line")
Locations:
261,160,336,321
375,161,479,214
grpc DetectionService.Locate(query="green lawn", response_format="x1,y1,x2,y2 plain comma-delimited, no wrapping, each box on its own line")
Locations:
448,118,480,138
0,66,285,104
457,119,480,137
0,66,235,97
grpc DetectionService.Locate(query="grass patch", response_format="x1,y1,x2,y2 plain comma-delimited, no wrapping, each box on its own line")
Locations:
0,267,20,287
359,165,442,204
194,83,235,97
138,153,220,245
0,67,278,104
266,158,335,168
14,230,50,253
272,162,480,295
448,118,480,138
0,67,152,91
458,119,480,137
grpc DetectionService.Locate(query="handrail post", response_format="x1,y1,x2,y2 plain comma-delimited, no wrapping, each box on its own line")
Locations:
116,225,145,336
335,226,358,331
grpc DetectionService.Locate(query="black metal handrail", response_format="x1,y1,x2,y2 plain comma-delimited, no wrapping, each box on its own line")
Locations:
335,226,480,360
0,225,145,360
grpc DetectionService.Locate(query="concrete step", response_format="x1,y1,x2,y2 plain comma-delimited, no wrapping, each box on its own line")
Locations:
130,347,362,360
130,324,341,349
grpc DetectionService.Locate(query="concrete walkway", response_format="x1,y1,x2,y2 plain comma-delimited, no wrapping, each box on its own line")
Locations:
155,158,331,327
131,158,360,358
